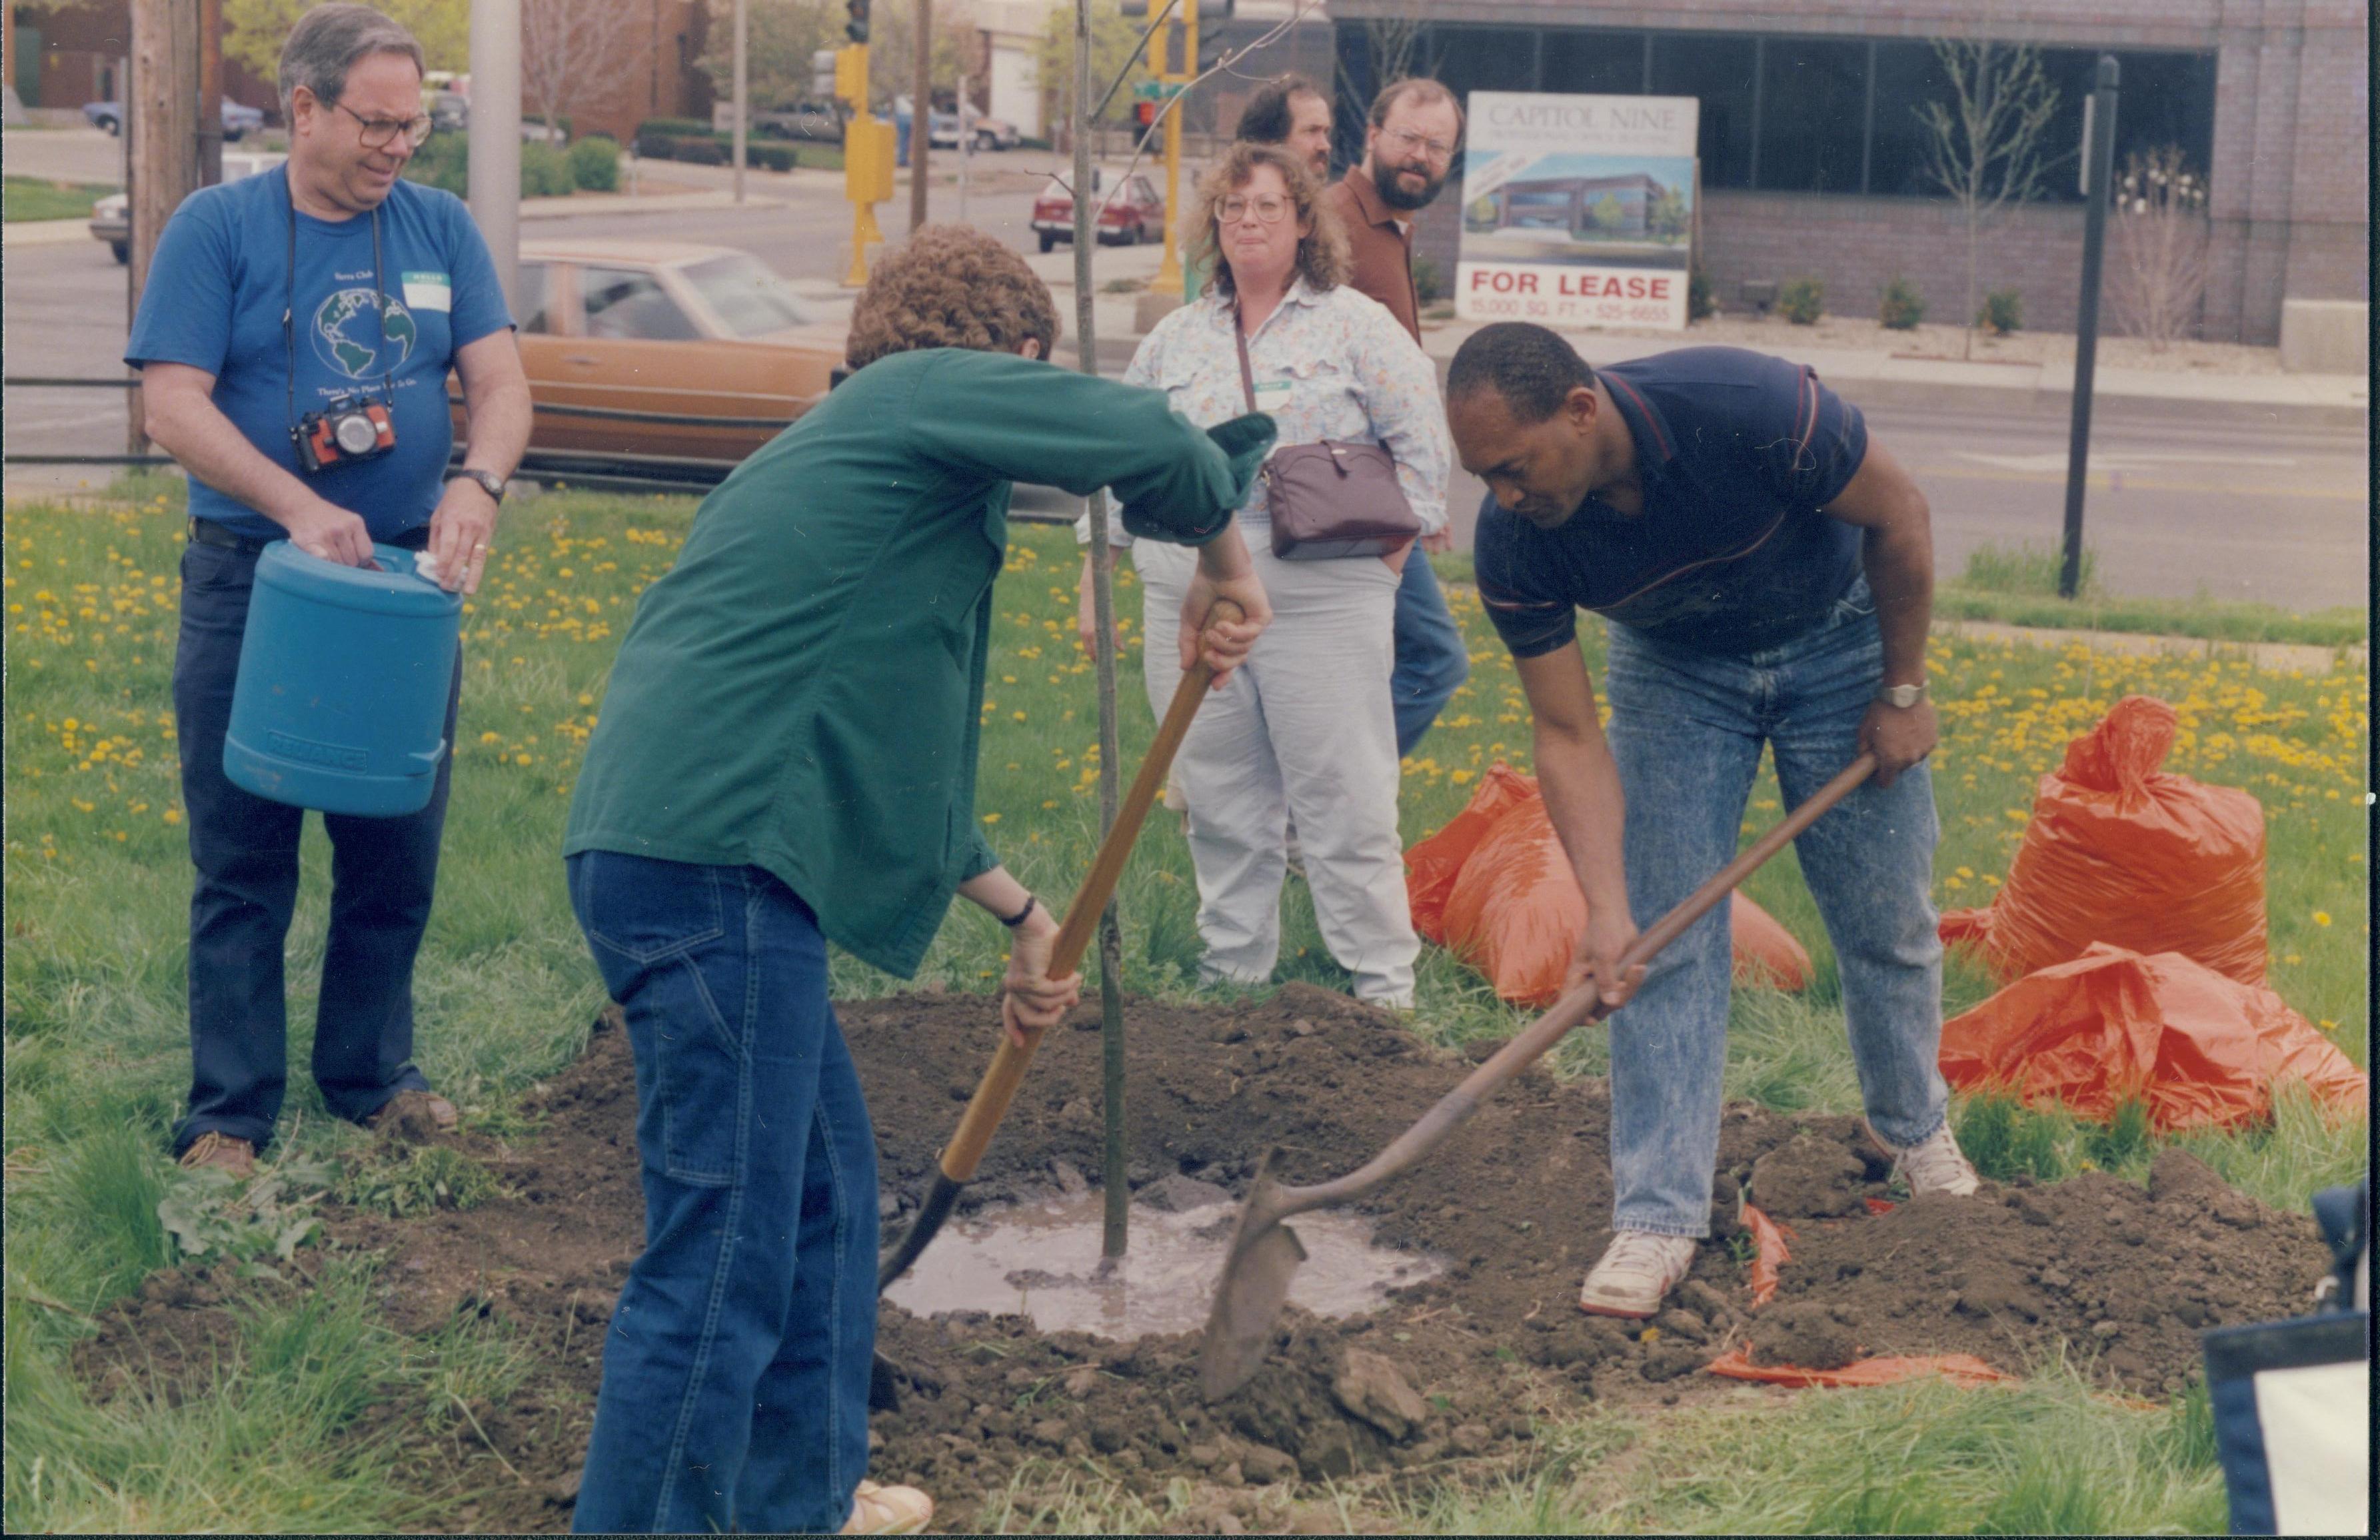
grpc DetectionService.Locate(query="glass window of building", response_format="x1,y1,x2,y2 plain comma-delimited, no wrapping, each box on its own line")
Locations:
1648,33,1757,189
1541,30,1648,97
1755,37,1869,193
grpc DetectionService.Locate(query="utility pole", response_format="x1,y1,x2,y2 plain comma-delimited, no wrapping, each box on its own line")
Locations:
469,0,523,315
908,0,930,230
128,0,199,454
2059,55,2118,600
197,0,223,187
731,0,747,204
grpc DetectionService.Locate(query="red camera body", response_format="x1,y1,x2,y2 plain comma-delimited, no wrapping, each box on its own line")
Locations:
295,396,397,474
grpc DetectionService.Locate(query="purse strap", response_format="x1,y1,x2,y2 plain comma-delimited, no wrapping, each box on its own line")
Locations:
1232,307,1259,414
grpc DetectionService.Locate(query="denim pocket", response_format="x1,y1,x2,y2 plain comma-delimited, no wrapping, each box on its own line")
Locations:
637,956,746,1184
577,854,728,964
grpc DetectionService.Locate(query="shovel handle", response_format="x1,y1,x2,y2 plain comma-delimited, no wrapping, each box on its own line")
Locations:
936,598,1245,1183
1282,752,1878,1213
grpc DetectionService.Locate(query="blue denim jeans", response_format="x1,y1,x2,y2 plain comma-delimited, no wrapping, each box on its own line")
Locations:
1391,551,1470,758
567,852,878,1535
1602,581,1947,1237
171,534,450,1154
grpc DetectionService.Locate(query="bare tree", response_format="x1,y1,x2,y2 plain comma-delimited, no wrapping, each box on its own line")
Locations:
521,0,645,143
1916,40,2062,359
1336,1,1426,124
2106,145,2209,351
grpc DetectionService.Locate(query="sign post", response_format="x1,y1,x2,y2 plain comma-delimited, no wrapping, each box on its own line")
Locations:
2060,57,2119,600
1454,93,1699,333
835,22,889,285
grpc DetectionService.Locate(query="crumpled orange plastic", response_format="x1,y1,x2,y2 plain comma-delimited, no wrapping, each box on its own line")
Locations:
1742,1201,1795,1308
1937,942,2367,1132
1939,695,2269,984
1404,764,1814,1005
1704,1345,2015,1388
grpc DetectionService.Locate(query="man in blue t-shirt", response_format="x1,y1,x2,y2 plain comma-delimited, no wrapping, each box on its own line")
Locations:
126,3,530,1177
1445,323,1977,1320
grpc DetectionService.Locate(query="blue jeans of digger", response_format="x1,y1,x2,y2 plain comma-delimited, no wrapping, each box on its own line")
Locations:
567,851,877,1535
1392,550,1470,758
1600,580,1947,1238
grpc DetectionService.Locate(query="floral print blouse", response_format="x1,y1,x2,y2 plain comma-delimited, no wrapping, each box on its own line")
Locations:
1080,277,1450,544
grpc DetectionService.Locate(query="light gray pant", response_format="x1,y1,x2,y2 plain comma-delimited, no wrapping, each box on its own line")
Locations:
1132,537,1419,1005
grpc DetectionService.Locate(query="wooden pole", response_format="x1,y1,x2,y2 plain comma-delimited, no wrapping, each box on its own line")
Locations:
128,0,199,456
1070,0,1130,1262
908,0,930,230
731,0,747,203
197,0,223,187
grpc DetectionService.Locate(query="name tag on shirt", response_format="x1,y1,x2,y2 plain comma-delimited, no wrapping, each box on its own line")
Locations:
1252,378,1293,413
401,271,452,312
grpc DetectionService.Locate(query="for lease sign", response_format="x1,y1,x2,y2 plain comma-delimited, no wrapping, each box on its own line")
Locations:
1454,91,1700,332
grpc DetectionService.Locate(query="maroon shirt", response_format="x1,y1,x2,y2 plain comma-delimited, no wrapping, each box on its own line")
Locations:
1324,167,1422,345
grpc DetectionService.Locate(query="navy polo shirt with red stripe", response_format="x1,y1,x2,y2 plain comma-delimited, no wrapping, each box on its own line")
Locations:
1474,346,1868,658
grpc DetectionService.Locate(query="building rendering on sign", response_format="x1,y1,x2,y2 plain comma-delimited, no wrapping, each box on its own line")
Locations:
1473,165,1666,238
1330,0,2367,344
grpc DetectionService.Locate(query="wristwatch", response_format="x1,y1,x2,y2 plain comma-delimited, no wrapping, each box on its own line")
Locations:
447,468,507,505
1877,682,1927,709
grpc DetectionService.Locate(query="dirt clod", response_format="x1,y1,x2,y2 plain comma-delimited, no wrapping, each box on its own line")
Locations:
1750,1132,1873,1219
1330,1348,1429,1441
1749,1301,1861,1371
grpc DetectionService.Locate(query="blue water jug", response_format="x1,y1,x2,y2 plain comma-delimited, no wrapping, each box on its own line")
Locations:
225,542,463,818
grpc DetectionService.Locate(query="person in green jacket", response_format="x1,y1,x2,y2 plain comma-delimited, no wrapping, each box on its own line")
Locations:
559,224,1274,1536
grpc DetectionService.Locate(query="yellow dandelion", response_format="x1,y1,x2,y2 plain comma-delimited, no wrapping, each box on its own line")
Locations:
2313,911,2331,927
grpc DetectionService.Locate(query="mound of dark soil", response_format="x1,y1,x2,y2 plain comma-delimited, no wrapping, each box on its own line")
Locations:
67,985,2333,1533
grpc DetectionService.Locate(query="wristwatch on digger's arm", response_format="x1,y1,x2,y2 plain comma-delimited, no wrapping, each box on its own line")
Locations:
447,468,507,505
1876,681,1927,709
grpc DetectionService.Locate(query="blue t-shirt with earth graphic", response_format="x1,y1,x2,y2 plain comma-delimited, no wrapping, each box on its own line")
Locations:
127,169,512,541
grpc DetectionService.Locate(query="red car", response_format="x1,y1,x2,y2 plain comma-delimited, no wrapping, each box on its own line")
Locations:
1031,169,1164,252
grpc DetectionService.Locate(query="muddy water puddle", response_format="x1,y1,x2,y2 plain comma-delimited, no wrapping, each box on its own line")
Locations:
886,1187,1443,1339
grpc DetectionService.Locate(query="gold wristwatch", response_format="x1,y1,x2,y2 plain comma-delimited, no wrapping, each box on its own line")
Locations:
1877,682,1927,709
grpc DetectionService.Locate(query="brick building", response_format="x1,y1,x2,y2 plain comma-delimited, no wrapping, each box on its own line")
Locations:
1330,0,2368,344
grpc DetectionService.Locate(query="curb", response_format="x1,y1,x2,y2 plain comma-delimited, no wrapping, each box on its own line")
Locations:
5,217,99,246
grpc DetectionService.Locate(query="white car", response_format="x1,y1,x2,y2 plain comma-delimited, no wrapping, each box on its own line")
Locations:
89,151,287,263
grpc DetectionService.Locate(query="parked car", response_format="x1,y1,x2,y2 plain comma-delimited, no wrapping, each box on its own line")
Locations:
83,99,265,139
752,101,844,143
413,93,568,143
90,149,286,263
469,240,846,476
928,106,1018,152
1030,169,1162,252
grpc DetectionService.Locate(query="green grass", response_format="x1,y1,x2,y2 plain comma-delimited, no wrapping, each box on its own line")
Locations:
3,484,2365,1531
4,175,115,223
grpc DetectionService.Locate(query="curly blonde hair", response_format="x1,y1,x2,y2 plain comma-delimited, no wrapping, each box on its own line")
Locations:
1186,141,1350,301
845,223,1061,369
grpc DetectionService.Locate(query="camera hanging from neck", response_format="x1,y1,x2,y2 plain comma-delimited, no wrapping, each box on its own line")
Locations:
284,165,400,474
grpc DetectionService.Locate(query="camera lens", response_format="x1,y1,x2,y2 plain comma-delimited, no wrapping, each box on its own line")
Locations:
335,413,379,455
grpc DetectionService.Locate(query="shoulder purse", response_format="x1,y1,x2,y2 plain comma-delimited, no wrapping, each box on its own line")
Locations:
1235,315,1422,560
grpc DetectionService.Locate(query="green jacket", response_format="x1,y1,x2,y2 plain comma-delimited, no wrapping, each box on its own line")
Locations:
563,347,1272,978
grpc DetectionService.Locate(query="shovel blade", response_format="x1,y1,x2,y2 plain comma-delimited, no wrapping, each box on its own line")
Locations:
1199,1152,1312,1403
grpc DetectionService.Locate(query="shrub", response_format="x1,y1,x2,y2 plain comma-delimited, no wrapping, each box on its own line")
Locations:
746,142,796,173
1777,275,1823,325
521,139,575,197
1878,275,1926,330
1978,286,2023,335
567,135,620,191
1411,255,1446,303
403,131,469,195
523,115,573,144
637,115,712,139
1688,264,1716,321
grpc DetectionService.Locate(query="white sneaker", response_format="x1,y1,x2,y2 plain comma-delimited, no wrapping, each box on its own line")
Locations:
1578,1231,1698,1318
1868,1119,1981,1197
840,1480,933,1535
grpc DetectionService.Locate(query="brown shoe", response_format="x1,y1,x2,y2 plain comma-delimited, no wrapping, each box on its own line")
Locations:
179,1131,257,1178
367,1089,460,1140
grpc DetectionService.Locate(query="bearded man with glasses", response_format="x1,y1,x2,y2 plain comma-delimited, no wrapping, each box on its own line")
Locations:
127,3,531,1177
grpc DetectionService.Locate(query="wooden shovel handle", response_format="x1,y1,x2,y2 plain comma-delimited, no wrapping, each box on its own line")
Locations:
938,597,1244,1183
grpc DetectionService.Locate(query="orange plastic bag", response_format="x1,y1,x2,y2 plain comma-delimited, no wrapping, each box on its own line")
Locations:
1404,763,1535,944
1939,696,2268,984
1742,1202,1795,1308
1411,766,1815,1006
1704,1345,2014,1389
1938,942,2367,1132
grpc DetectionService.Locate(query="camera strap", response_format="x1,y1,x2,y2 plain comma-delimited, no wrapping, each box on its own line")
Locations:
283,165,397,434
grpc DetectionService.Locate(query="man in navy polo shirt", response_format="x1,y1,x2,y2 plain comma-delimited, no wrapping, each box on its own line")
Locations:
128,3,531,1177
1445,323,1976,1320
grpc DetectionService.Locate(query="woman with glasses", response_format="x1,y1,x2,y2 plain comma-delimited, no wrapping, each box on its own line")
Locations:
1078,142,1450,1010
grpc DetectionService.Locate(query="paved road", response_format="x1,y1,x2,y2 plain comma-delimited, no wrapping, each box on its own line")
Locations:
7,192,2367,609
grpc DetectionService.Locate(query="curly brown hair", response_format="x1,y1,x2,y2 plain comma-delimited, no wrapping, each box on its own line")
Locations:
1186,141,1350,301
844,223,1061,370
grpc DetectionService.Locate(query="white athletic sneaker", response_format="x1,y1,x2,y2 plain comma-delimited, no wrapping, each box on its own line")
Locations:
1868,1119,1981,1197
1578,1231,1698,1318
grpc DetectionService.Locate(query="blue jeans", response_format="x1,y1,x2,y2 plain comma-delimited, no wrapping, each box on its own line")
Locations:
568,852,878,1535
1602,582,1946,1237
1392,552,1469,758
171,534,451,1154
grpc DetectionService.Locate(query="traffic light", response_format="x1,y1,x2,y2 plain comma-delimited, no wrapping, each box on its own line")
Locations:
846,0,869,44
1134,99,1156,129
